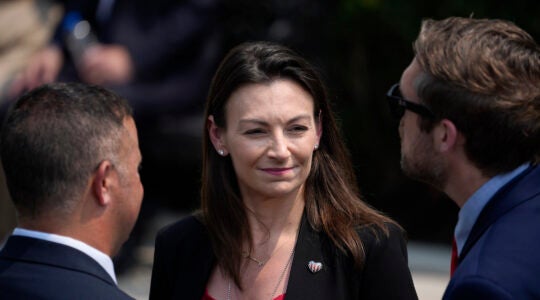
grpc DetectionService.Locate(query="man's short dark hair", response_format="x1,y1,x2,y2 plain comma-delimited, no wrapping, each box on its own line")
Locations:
0,82,133,218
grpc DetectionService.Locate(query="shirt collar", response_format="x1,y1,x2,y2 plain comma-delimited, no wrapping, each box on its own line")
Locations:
12,228,117,284
454,163,530,255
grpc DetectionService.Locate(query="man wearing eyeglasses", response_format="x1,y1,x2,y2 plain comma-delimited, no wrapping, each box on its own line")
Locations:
388,17,540,300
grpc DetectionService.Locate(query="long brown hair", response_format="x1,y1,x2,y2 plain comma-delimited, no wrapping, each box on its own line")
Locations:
201,41,396,287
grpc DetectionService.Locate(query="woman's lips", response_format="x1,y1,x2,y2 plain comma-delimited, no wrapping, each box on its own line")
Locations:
261,167,294,176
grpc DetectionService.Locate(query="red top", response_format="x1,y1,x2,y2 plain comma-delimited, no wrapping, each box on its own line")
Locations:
202,289,285,300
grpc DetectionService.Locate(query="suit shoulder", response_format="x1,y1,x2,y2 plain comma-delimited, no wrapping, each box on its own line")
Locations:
354,222,409,262
154,213,211,258
0,263,133,299
157,214,207,241
445,275,513,300
353,223,417,299
356,222,406,247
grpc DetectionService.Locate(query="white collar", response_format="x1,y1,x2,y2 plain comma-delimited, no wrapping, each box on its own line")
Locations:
12,227,117,284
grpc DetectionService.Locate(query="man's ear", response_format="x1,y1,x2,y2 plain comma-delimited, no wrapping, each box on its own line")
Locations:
92,160,115,206
433,119,460,153
208,115,228,156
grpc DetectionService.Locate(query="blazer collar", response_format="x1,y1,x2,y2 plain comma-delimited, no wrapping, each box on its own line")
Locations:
287,212,340,299
0,235,117,285
460,164,540,261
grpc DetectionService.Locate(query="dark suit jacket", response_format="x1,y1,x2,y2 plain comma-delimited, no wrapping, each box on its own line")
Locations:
0,235,133,299
444,165,540,299
150,213,418,299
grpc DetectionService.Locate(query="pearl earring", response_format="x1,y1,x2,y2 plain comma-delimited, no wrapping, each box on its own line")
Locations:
314,144,319,150
218,149,225,156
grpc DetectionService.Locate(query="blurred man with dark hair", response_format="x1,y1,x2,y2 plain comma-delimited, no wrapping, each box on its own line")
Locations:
0,82,143,299
388,17,540,299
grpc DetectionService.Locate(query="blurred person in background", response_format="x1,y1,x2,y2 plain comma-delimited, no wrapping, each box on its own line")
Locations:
7,0,222,272
388,17,540,299
149,41,418,300
0,82,142,299
0,0,63,245
0,0,62,104
9,0,220,118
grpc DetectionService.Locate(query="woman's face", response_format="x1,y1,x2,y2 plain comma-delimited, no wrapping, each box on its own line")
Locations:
209,79,321,201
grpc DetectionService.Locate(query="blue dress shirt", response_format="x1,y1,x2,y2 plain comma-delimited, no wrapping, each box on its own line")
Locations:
454,163,530,255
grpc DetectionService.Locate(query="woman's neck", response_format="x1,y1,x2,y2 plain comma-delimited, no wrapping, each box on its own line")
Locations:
243,192,305,245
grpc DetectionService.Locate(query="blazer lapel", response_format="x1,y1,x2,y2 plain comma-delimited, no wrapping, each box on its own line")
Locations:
287,213,340,299
171,218,216,300
179,240,215,299
460,165,540,261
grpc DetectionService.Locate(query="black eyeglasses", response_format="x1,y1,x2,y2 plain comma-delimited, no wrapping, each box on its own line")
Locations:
386,83,435,119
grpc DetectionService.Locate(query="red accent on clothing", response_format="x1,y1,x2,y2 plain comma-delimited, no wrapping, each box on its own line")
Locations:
201,289,215,300
202,289,286,300
450,237,458,276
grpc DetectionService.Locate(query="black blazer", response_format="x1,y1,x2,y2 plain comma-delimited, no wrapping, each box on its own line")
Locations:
150,213,418,299
0,235,133,299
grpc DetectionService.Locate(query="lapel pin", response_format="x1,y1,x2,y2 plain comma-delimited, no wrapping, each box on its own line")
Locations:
308,260,323,273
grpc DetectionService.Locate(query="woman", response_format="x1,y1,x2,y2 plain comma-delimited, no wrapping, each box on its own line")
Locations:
150,41,418,300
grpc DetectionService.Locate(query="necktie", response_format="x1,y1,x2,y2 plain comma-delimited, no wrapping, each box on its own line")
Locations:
450,237,458,276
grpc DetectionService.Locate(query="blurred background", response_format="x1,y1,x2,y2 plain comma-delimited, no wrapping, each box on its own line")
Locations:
2,0,540,299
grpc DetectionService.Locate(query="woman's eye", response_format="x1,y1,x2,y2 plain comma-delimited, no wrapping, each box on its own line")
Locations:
244,128,265,135
289,125,308,133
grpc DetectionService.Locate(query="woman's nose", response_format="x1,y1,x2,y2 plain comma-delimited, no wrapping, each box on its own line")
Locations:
267,133,290,159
